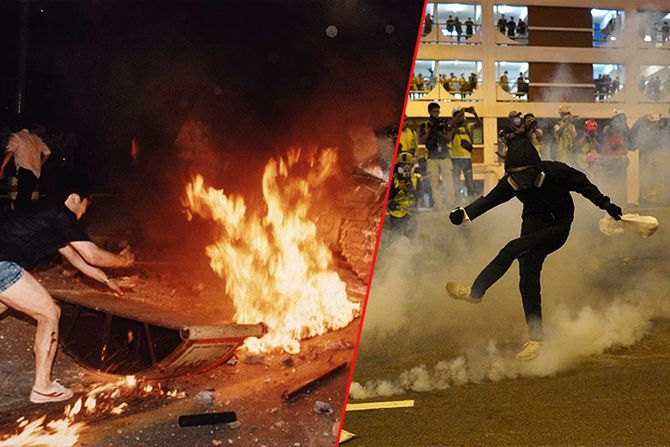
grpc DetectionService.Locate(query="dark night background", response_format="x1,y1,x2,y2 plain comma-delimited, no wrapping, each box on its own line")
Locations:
0,0,424,247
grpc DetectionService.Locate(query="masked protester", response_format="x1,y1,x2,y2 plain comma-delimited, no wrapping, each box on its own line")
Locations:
601,111,631,203
387,152,419,239
573,119,600,171
498,110,533,158
445,144,622,361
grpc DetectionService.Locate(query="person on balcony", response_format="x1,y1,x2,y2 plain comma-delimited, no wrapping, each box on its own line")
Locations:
454,17,463,42
498,14,507,34
517,18,527,36
465,18,474,38
499,71,510,92
446,15,455,35
507,16,516,38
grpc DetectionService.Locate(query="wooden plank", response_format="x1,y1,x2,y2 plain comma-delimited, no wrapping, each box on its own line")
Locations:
50,288,236,329
339,430,357,444
345,400,415,411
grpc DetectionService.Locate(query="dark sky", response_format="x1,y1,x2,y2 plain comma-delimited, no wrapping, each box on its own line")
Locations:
0,0,424,180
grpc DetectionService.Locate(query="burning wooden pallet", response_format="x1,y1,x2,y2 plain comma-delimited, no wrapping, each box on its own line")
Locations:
52,288,266,379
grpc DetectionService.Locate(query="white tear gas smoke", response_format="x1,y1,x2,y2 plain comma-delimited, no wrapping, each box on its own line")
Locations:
352,197,670,399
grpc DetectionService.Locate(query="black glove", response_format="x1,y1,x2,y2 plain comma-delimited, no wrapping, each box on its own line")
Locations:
449,207,465,225
606,203,623,221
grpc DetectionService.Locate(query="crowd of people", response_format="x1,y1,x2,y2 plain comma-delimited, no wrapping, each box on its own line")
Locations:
640,73,670,100
497,14,527,39
499,71,529,96
387,103,670,240
595,74,621,101
644,21,670,43
410,72,479,98
0,116,135,405
422,13,479,42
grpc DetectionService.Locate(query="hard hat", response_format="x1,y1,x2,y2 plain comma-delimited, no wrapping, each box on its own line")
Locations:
558,105,572,114
508,110,522,119
452,106,462,116
396,152,414,164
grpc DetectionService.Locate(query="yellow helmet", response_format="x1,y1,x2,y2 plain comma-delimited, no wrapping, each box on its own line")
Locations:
558,105,572,114
396,152,414,164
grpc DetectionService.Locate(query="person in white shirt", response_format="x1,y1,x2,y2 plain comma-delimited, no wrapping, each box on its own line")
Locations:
0,124,51,210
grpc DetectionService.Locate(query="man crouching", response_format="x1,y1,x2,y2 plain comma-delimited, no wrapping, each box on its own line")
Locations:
0,171,134,403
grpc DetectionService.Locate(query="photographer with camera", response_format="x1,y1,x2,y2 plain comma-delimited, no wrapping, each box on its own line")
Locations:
553,105,577,163
418,102,454,210
524,113,544,156
498,110,535,159
449,106,480,203
387,152,419,239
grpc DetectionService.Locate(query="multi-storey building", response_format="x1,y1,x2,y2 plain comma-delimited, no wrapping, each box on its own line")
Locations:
407,0,670,202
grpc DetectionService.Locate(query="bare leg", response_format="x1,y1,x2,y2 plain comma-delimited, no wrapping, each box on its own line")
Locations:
0,272,61,390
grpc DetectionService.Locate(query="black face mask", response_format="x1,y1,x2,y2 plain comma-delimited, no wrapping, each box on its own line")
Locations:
508,166,541,190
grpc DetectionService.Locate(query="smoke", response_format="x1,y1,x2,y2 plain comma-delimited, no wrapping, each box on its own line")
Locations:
351,198,670,399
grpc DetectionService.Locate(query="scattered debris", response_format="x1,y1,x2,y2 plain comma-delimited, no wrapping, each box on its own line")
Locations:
178,411,237,427
194,390,215,406
338,430,357,444
313,401,333,415
212,440,223,446
226,356,239,366
281,361,348,401
346,399,415,411
227,421,242,429
324,340,352,351
280,357,294,367
243,355,266,365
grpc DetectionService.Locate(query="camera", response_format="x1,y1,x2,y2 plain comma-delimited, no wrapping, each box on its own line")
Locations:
428,117,450,133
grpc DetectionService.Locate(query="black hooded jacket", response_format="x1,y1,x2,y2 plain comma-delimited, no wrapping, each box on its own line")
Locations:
464,161,612,226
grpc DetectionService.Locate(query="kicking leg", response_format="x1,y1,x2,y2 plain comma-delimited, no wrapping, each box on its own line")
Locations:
518,250,547,341
470,224,569,299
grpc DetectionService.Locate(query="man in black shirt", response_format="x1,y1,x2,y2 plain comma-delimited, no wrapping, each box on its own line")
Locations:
0,173,134,403
446,144,622,360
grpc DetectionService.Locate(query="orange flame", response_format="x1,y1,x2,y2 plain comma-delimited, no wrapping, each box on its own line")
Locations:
0,375,185,446
185,148,360,353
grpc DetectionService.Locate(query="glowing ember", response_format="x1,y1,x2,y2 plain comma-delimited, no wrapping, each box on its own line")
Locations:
185,148,360,353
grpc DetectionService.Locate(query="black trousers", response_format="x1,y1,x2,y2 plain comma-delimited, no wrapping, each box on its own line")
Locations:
16,167,38,211
470,217,570,340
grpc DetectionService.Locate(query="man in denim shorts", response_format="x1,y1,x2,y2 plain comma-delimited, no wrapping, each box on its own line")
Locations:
0,172,134,403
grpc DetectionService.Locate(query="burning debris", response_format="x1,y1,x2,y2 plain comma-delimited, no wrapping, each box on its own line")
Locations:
185,148,360,354
0,376,185,447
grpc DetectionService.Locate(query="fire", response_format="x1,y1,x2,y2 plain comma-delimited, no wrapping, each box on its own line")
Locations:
185,148,360,353
0,376,184,446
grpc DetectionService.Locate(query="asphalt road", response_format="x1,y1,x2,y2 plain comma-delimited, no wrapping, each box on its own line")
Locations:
342,205,670,446
343,319,670,446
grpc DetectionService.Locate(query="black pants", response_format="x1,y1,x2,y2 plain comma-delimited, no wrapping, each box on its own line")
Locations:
16,167,38,211
470,218,570,340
